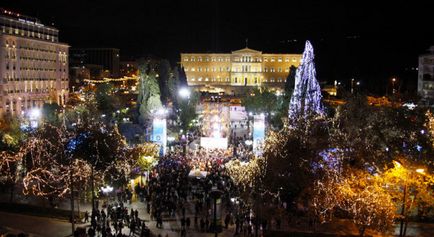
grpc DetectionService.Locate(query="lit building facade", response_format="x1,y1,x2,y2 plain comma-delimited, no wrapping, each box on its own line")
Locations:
418,46,434,104
180,47,301,92
0,9,69,117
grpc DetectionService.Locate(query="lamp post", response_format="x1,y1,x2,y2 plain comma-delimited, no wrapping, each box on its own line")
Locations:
178,87,191,156
210,187,223,237
393,161,425,237
392,78,396,95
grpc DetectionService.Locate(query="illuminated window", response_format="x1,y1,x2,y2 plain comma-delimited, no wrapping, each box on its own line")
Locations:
264,57,268,62
278,77,282,82
191,57,195,61
184,68,189,72
235,77,238,83
271,57,275,62
285,67,289,72
198,77,202,81
226,67,230,72
264,68,268,72
226,77,230,82
270,68,275,72
198,67,202,72
292,57,297,62
271,78,275,82
285,57,290,62
198,57,202,62
191,67,195,72
190,77,195,81
278,57,282,62
205,78,209,81
278,67,282,72
211,57,216,62
184,57,188,61
226,57,230,62
206,57,209,62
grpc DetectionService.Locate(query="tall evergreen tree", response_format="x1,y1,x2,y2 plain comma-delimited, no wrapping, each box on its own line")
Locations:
288,40,324,120
137,62,162,125
284,65,297,95
178,66,188,87
158,59,171,105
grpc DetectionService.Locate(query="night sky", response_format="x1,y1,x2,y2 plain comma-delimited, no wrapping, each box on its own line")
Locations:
2,0,433,95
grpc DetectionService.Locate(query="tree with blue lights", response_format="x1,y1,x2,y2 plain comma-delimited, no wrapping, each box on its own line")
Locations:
288,40,324,120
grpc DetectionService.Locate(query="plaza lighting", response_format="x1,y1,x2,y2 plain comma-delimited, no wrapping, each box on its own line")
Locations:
179,87,191,98
393,160,402,168
29,108,41,119
416,169,425,174
101,185,113,194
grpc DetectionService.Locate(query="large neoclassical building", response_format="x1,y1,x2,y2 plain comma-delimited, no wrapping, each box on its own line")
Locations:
180,47,301,93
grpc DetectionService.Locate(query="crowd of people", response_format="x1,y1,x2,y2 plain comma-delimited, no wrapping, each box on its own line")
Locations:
75,142,271,237
76,199,150,237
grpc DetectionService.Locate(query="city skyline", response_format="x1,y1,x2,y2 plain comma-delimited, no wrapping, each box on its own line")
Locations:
2,0,433,94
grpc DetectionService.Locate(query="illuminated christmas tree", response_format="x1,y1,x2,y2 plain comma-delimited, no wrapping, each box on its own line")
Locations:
288,40,324,119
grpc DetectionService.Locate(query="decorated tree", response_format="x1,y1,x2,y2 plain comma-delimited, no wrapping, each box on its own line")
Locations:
262,118,329,206
381,159,434,237
330,95,433,169
312,168,396,236
225,157,266,193
288,40,324,120
70,119,128,208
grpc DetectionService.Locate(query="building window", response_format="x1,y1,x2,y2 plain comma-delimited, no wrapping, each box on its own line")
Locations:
191,57,195,62
271,57,275,62
198,77,202,81
184,67,189,72
285,67,289,72
285,57,290,62
264,57,268,62
292,57,297,62
191,67,195,72
235,77,237,83
278,57,282,62
278,67,282,72
271,78,275,82
190,77,195,81
254,77,258,84
184,57,188,61
198,57,202,62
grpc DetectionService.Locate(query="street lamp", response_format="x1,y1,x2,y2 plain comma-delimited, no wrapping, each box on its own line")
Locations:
392,160,426,237
179,87,191,99
28,108,41,128
392,78,397,95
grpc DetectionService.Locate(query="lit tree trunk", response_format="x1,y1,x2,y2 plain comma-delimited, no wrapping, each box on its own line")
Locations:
359,226,366,237
91,165,95,211
70,165,75,234
399,184,407,237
